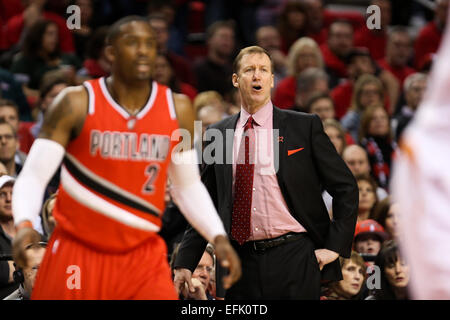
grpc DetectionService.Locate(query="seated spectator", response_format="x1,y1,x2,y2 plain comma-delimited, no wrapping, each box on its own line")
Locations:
193,91,227,119
71,0,95,61
197,105,223,137
372,197,400,241
342,145,388,201
354,219,388,260
320,20,354,84
186,244,215,300
323,119,346,156
10,19,81,96
321,251,366,300
0,68,31,121
359,105,396,189
414,0,448,69
0,121,22,177
3,0,75,53
377,26,416,89
152,53,197,102
30,70,70,140
0,176,19,299
148,13,196,87
341,74,385,141
41,192,57,240
4,241,46,300
303,0,328,45
193,20,235,101
323,145,388,215
392,73,427,141
355,174,379,221
170,244,215,300
367,240,410,300
306,93,335,122
0,99,31,161
255,25,287,90
293,67,329,112
277,1,310,54
273,37,324,109
332,48,399,120
77,26,111,79
354,0,391,60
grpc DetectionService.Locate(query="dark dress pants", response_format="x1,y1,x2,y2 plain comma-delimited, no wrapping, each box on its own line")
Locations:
225,233,321,300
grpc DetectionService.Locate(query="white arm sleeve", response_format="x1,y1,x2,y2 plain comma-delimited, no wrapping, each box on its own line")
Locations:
12,139,65,229
168,149,226,244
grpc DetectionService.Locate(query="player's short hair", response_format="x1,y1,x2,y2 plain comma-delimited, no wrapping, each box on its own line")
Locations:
106,15,151,45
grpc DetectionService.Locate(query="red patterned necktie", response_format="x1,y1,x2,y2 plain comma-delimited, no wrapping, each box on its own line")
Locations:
231,116,255,245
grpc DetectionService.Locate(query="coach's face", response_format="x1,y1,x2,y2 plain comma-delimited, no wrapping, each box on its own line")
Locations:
233,53,274,113
108,21,157,82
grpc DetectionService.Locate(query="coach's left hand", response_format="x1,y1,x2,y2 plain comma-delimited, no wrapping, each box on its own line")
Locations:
314,249,339,271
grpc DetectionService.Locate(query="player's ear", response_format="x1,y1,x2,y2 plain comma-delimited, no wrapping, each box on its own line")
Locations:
104,45,115,64
232,73,239,88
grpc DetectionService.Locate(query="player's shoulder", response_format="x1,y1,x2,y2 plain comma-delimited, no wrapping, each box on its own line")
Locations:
49,85,89,119
59,85,88,105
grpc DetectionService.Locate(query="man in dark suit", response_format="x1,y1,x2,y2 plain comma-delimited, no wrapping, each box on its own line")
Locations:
173,46,358,299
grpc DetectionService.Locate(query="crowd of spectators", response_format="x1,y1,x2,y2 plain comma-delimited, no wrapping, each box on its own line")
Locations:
0,0,446,300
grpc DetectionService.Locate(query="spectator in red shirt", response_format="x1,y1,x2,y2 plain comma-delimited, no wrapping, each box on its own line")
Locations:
277,0,310,54
303,0,328,46
273,37,324,109
377,26,415,88
354,0,392,61
332,48,399,119
414,0,448,69
3,0,74,53
320,20,354,87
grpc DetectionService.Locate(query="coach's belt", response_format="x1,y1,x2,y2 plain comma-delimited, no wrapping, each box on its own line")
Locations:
250,232,306,252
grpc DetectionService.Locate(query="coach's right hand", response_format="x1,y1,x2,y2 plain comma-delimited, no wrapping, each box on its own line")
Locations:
12,223,42,269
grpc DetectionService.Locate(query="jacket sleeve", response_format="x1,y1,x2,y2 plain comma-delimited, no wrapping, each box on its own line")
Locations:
0,261,11,286
310,115,358,258
172,138,218,272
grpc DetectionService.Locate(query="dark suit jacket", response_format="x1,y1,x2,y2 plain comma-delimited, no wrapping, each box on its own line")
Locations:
174,106,358,296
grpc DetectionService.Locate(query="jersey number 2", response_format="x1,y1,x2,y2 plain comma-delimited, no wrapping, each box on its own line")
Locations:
143,164,159,194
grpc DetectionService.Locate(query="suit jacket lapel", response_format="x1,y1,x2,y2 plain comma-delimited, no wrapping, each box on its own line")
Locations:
222,113,240,210
273,106,286,184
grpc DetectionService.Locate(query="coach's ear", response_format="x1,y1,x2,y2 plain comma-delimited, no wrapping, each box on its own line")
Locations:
232,73,239,88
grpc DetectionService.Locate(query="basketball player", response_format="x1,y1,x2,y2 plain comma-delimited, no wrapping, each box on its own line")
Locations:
10,16,241,299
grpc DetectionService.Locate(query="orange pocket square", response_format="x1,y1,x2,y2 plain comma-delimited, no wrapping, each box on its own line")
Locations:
287,147,304,156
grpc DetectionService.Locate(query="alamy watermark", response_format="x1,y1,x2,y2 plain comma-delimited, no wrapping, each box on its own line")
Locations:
66,5,81,30
366,5,381,30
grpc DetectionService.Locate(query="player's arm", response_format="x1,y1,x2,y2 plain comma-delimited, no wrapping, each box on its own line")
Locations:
169,93,241,292
12,86,88,268
173,93,195,147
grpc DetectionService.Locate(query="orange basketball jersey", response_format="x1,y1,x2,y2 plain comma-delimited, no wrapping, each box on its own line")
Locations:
53,78,180,252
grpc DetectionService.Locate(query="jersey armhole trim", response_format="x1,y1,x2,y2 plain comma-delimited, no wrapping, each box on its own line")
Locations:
166,88,177,120
83,81,95,115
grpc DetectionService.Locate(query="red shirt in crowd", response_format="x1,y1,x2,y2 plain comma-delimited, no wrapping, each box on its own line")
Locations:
330,80,353,119
3,11,75,53
331,79,391,120
273,76,296,109
414,21,443,69
320,43,348,78
354,29,387,61
377,59,416,88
